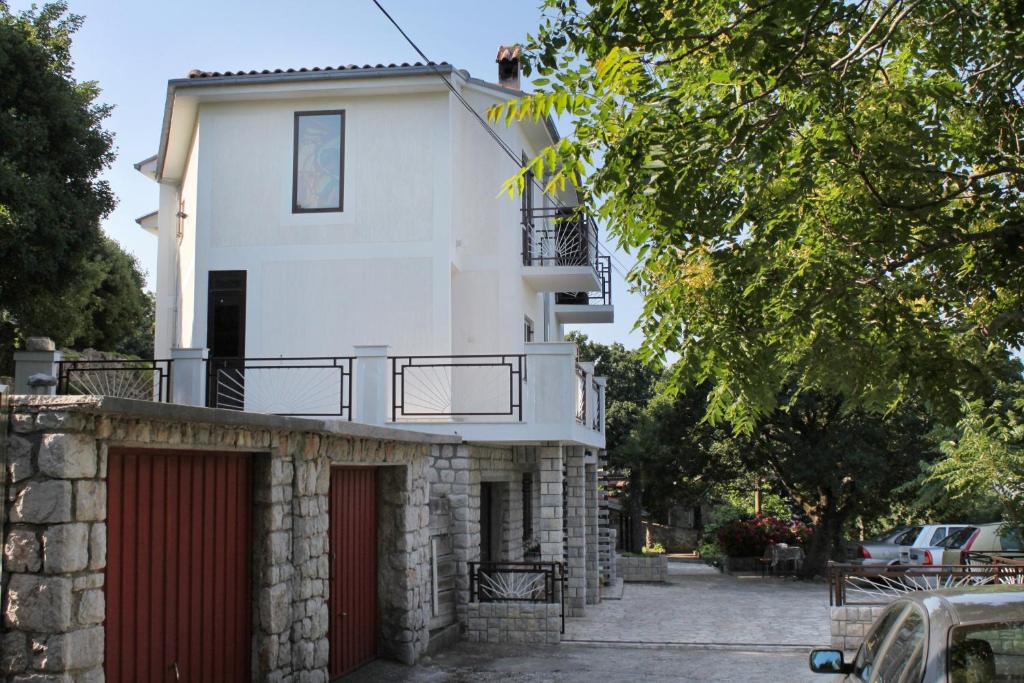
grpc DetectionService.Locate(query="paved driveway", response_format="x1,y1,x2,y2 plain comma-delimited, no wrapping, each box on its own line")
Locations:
346,560,830,681
565,560,830,648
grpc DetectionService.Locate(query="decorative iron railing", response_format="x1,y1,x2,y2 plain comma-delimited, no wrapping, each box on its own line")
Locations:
575,364,587,424
522,206,599,270
206,356,353,418
57,359,173,402
828,562,1024,607
391,355,524,422
555,254,613,307
468,560,565,633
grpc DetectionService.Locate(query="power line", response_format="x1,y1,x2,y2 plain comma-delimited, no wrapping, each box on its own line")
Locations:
371,0,628,270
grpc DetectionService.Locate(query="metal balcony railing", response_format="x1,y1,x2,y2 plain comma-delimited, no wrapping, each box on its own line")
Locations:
390,355,524,422
555,254,612,307
522,206,599,271
57,358,174,403
206,356,353,418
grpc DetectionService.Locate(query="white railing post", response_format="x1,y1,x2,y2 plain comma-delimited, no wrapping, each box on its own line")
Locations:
13,337,61,395
594,377,607,435
354,345,389,425
170,348,208,407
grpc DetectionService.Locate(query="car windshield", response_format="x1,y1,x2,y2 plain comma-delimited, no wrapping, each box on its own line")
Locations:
949,621,1024,683
895,527,923,545
938,527,977,549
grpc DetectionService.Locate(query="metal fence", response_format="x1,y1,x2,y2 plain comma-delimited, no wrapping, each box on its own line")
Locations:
468,561,565,633
390,355,524,422
555,254,613,307
575,364,587,424
828,562,1024,606
206,356,353,418
522,206,599,270
57,358,173,402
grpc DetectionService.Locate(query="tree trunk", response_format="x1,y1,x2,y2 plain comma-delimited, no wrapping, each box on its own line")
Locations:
626,470,645,553
801,500,849,578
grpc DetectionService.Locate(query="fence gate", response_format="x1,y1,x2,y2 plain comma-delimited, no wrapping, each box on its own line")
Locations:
329,467,379,678
106,448,251,683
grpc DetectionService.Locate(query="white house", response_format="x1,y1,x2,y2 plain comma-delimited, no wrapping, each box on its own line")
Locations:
134,51,612,449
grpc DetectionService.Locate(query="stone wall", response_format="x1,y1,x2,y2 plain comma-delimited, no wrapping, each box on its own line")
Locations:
617,554,669,583
831,605,887,652
1,396,449,683
464,602,560,645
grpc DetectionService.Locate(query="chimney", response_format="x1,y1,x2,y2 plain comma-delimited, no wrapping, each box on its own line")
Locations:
496,45,521,90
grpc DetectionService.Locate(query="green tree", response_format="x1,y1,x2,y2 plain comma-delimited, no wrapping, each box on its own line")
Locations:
0,3,149,371
494,0,1024,430
715,391,940,574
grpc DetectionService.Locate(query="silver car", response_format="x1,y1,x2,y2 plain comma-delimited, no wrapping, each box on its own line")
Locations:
809,585,1024,681
855,524,969,566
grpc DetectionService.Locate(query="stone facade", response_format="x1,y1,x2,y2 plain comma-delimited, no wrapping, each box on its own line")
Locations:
617,554,669,583
1,396,448,683
464,602,560,645
831,605,887,652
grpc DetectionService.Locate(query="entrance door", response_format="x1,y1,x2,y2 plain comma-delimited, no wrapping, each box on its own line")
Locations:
105,448,251,683
479,482,501,563
206,271,246,409
329,467,378,678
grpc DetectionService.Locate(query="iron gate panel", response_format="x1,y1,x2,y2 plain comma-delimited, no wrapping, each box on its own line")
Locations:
329,467,378,678
106,448,251,683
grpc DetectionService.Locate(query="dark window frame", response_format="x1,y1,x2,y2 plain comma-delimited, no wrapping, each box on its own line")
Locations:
292,110,346,214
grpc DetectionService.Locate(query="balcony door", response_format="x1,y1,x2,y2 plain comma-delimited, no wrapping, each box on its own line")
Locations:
206,271,246,409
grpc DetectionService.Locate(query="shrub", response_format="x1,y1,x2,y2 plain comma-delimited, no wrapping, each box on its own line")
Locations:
716,514,812,558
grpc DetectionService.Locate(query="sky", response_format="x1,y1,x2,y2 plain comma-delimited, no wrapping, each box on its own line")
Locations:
13,0,645,349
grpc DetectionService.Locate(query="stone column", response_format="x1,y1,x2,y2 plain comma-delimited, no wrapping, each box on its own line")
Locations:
353,345,389,425
536,446,564,564
170,347,208,406
13,337,61,395
563,446,587,616
2,428,105,680
585,460,600,604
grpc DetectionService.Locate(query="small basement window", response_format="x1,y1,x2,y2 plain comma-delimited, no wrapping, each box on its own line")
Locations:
292,110,345,213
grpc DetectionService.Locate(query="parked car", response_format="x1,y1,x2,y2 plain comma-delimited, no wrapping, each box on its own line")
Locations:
909,522,1024,567
854,524,969,566
809,585,1024,681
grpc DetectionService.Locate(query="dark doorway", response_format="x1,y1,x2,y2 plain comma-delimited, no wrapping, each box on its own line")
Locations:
206,271,246,409
479,482,501,563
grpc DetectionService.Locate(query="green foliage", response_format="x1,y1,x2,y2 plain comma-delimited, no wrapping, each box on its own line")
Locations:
926,373,1024,527
0,3,149,370
495,0,1024,430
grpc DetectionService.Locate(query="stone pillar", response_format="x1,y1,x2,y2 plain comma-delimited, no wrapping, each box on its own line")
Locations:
13,337,61,395
2,429,106,680
564,446,587,616
537,446,564,564
353,345,389,425
585,460,600,604
170,347,208,407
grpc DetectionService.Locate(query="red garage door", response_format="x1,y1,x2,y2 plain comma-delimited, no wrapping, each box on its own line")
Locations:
329,467,378,678
106,448,251,683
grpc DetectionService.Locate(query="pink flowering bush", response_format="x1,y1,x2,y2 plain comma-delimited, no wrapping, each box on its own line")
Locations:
716,514,813,557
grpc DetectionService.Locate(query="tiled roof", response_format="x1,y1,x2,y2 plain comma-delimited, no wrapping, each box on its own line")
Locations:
187,61,450,79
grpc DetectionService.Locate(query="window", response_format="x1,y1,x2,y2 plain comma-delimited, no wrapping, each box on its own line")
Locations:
524,316,535,343
292,110,345,212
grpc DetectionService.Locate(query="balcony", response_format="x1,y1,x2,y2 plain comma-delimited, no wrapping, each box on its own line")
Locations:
40,344,606,449
554,255,613,324
521,207,602,293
